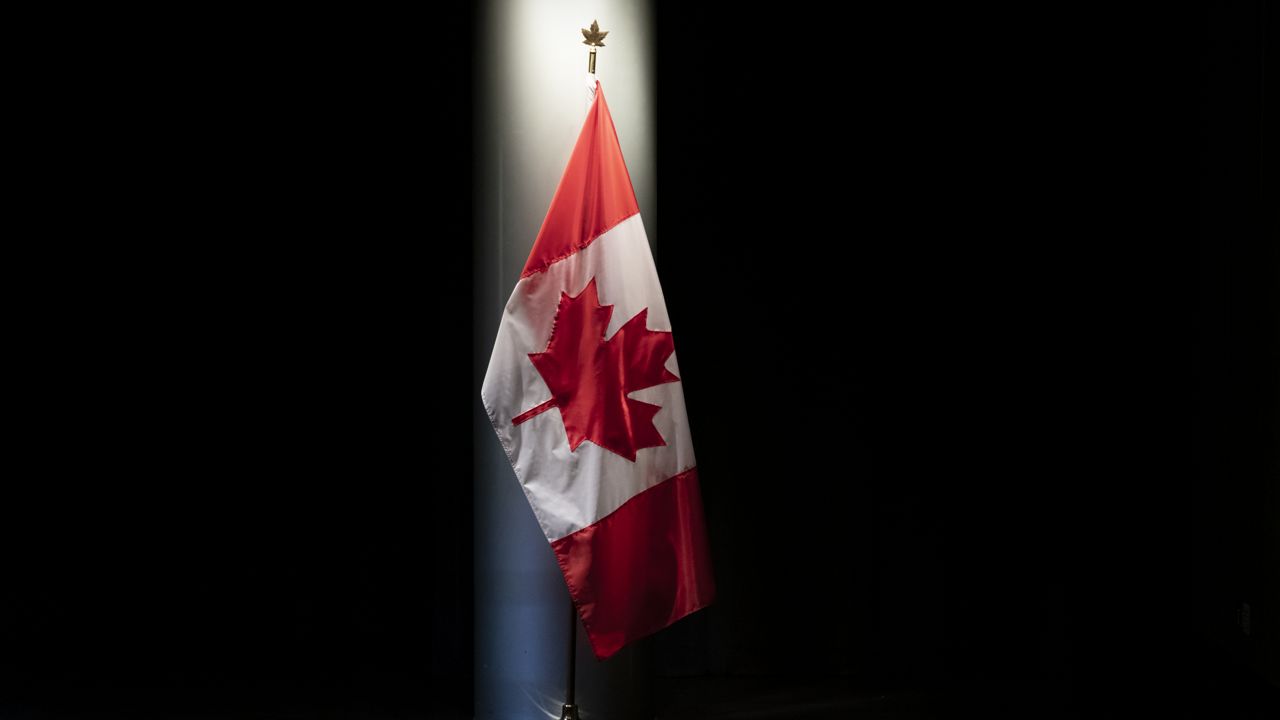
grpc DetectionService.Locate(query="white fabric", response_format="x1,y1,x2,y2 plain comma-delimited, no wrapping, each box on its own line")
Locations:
481,214,696,542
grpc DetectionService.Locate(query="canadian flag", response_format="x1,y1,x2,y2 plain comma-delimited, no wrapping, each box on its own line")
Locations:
481,81,715,659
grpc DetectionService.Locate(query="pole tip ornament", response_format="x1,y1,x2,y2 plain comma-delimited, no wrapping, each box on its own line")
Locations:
581,20,608,47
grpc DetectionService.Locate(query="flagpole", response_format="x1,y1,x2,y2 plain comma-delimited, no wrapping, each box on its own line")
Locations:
559,600,580,720
558,22,607,720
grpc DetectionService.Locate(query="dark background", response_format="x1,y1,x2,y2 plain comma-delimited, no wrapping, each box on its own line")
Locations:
3,2,1276,718
653,3,1277,717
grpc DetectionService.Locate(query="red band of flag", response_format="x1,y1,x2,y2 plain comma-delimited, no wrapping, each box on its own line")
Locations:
551,468,715,659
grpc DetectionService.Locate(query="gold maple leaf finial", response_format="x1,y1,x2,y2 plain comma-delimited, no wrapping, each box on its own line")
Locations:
581,19,608,47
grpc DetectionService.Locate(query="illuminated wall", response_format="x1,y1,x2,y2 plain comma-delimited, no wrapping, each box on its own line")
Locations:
473,2,655,718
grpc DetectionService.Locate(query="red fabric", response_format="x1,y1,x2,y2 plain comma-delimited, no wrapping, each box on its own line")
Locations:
520,82,640,278
551,469,716,659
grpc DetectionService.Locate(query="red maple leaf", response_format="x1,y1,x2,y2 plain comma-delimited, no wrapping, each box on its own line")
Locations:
512,278,680,462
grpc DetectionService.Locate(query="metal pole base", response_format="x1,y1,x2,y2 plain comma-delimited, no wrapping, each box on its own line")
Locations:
559,703,581,720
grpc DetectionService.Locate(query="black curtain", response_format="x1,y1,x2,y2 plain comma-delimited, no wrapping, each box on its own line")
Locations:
652,1,1275,716
3,9,475,719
